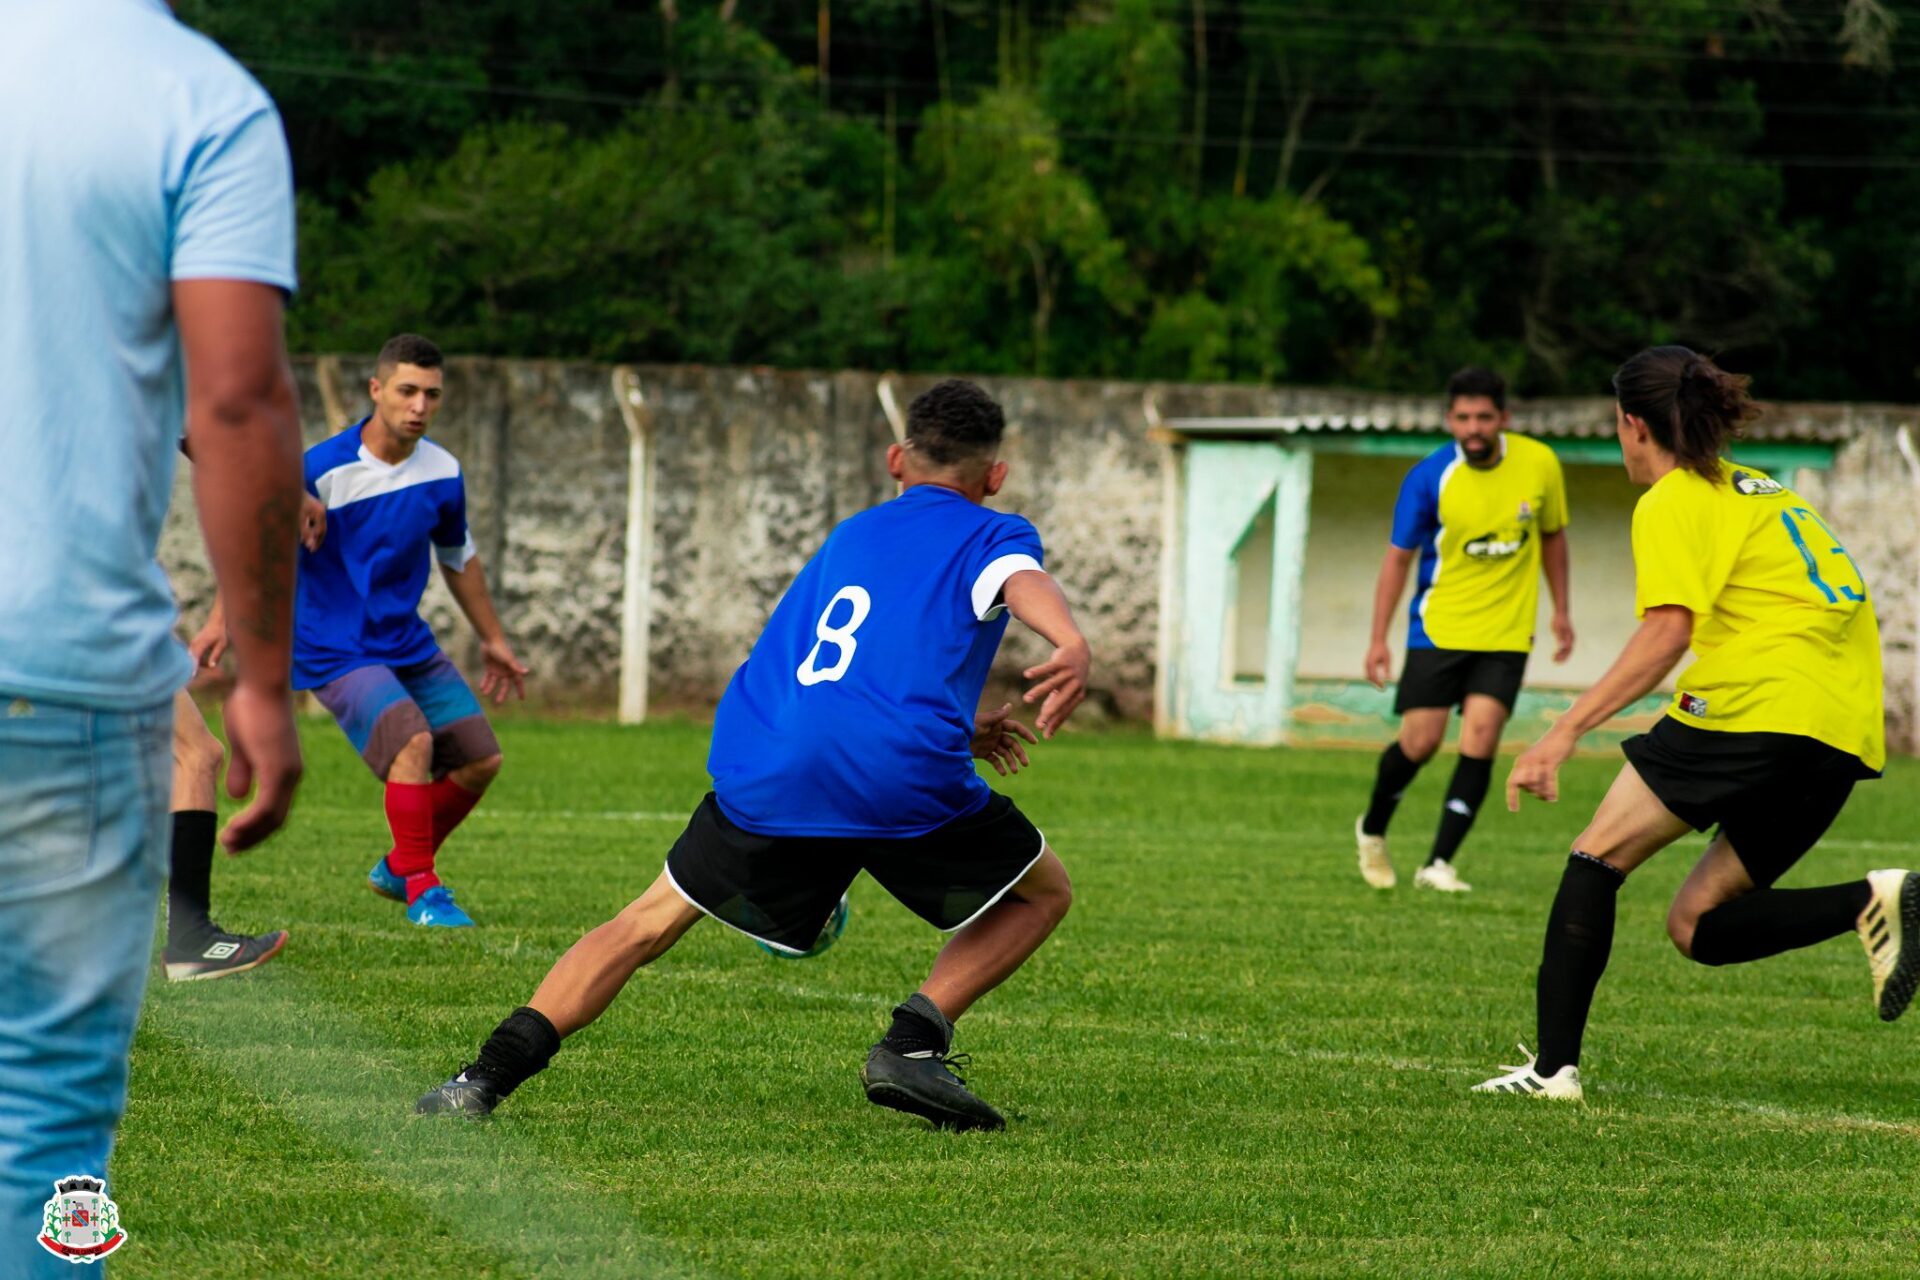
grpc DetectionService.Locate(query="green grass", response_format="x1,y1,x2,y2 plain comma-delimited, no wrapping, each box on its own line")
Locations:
114,717,1920,1278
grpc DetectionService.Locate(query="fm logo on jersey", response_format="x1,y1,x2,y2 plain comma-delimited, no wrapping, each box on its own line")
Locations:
1463,526,1530,559
1732,470,1785,497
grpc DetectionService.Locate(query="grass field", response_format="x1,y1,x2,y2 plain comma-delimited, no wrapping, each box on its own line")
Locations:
114,716,1920,1278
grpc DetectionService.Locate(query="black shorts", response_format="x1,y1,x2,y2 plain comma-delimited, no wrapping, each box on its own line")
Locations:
1622,718,1880,888
1394,648,1529,714
664,792,1047,955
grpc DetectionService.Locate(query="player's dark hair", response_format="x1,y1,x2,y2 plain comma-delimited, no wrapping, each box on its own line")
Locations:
1611,346,1758,483
904,379,1005,468
375,333,444,376
1445,366,1506,412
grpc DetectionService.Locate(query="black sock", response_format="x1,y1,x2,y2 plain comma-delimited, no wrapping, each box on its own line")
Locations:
1428,754,1493,865
879,993,952,1057
471,1006,562,1096
1535,852,1625,1076
166,810,218,949
1362,743,1424,837
1690,881,1871,966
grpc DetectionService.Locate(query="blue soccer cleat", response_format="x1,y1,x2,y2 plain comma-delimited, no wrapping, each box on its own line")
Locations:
368,855,406,902
407,885,475,928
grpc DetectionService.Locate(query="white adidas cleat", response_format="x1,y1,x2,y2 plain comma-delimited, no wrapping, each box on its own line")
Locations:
1355,818,1396,890
1414,861,1472,893
1470,1045,1583,1100
1858,869,1920,1022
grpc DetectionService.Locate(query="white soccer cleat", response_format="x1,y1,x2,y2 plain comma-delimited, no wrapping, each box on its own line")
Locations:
1355,818,1396,890
1414,861,1473,893
1858,869,1920,1022
1470,1045,1583,1100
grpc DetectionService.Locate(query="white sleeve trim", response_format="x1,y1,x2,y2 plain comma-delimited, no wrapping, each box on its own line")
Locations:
435,530,477,571
971,553,1044,621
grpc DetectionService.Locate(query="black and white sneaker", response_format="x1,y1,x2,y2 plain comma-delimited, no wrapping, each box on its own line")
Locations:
1859,869,1920,1022
163,929,289,982
415,1067,505,1117
862,1046,1006,1131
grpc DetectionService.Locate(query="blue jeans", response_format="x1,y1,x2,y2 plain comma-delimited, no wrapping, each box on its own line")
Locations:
0,697,170,1280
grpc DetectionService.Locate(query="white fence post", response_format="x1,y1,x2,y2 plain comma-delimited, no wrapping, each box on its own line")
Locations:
616,368,655,725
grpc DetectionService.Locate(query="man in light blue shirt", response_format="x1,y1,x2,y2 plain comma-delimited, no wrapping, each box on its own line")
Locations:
0,2,306,1272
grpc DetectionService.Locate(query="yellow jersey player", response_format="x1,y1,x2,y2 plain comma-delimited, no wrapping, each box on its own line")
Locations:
1476,346,1902,1100
1357,367,1574,893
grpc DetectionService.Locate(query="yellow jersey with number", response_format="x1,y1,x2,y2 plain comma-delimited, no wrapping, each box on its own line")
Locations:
1391,433,1568,652
1631,461,1884,769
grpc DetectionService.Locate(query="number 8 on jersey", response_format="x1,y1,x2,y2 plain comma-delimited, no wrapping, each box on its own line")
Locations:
797,586,872,686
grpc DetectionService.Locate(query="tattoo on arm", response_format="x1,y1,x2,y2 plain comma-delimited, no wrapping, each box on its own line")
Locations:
236,487,300,643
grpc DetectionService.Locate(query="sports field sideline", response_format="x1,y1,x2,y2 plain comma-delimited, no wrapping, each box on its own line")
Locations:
116,716,1920,1278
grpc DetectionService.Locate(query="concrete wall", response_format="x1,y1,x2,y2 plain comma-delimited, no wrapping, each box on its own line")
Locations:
158,360,1920,752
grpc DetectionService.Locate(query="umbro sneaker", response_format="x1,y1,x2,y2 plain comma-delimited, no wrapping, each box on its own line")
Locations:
862,1046,1005,1131
414,1067,503,1117
1355,818,1396,890
164,929,289,982
407,885,475,928
1470,1045,1583,1100
1859,869,1920,1022
1414,861,1472,893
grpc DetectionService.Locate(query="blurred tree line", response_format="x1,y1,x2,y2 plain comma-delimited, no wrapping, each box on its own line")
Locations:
180,0,1918,400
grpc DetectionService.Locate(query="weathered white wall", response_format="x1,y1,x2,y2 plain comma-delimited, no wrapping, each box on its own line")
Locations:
157,360,1920,752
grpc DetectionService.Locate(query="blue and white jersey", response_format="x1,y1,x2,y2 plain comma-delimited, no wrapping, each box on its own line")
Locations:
293,419,477,689
0,0,296,710
708,485,1045,838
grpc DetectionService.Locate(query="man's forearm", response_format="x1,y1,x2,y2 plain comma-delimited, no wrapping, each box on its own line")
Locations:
190,385,302,685
1551,614,1691,742
1543,529,1571,615
442,558,507,643
1003,570,1086,651
1369,553,1412,644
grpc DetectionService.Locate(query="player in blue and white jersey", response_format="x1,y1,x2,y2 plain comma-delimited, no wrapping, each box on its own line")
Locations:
297,334,530,928
416,379,1089,1131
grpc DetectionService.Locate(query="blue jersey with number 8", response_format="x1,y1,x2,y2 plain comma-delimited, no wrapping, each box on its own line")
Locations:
708,485,1046,837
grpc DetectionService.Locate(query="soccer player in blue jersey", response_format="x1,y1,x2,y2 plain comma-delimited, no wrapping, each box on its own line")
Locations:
297,334,529,928
415,379,1088,1131
1354,367,1574,893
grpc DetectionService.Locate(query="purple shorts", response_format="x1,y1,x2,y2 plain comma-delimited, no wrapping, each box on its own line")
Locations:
310,650,499,780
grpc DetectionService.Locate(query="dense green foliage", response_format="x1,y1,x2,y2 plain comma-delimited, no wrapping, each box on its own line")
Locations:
120,717,1920,1276
181,1,1918,399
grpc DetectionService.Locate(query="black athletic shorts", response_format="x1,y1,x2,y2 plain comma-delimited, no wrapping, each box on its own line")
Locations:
664,792,1047,955
1621,718,1880,888
1394,647,1529,714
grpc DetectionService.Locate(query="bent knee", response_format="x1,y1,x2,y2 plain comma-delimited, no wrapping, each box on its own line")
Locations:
460,753,504,786
1666,906,1700,961
1017,856,1072,925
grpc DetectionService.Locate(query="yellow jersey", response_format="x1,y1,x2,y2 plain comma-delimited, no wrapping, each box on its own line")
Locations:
1632,461,1884,770
1391,433,1568,652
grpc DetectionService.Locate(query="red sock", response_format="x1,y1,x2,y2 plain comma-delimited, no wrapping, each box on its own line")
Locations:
429,776,484,851
384,781,438,903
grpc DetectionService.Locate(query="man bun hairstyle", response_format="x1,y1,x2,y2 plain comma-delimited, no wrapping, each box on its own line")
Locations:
1445,365,1506,411
375,333,444,376
1611,345,1758,483
904,378,1006,468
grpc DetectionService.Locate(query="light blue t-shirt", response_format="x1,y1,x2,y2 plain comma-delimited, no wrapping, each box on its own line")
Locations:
709,485,1045,838
0,0,296,710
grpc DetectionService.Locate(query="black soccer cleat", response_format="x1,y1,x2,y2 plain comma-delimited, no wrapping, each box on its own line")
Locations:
414,1067,505,1117
163,928,289,982
861,1046,1005,1131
